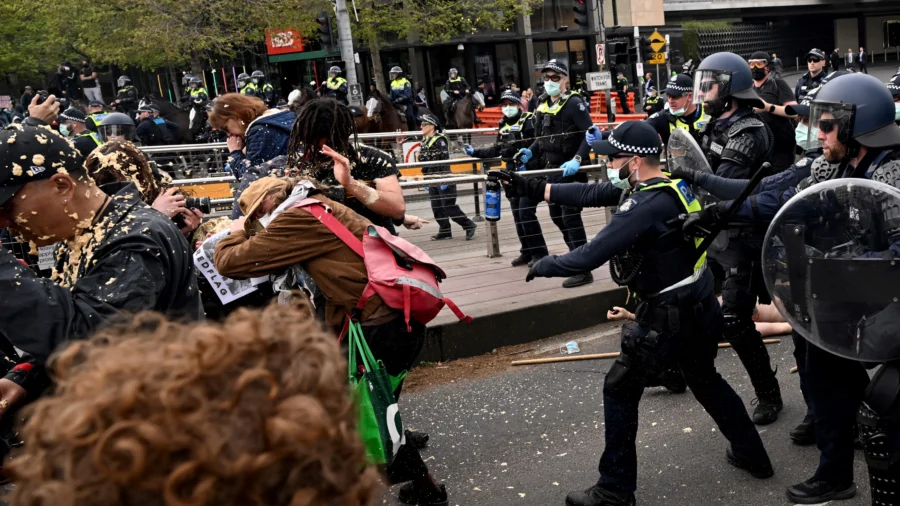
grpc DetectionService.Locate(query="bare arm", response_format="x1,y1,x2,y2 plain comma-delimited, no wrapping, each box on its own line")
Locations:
321,145,407,220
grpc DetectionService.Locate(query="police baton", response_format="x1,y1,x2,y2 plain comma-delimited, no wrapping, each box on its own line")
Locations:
676,162,771,259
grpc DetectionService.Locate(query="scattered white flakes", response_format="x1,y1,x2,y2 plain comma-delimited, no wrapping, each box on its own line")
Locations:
32,154,45,166
472,487,481,492
518,493,526,498
682,427,692,433
105,277,116,285
651,422,657,427
6,133,15,144
11,163,22,176
553,482,559,486
500,462,507,466
556,453,567,457
35,134,49,144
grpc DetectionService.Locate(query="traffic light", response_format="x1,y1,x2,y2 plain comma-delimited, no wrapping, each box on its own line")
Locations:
627,45,638,62
608,41,629,66
572,0,588,28
317,12,334,48
640,36,652,56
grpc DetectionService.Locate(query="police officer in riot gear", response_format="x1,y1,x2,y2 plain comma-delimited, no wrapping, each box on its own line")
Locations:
795,48,828,103
114,75,138,118
498,121,773,506
181,76,209,107
515,59,593,288
443,68,471,125
684,72,900,505
97,112,136,143
252,70,276,107
466,89,541,266
694,52,783,425
324,66,348,105
645,73,710,146
389,66,416,131
237,72,256,96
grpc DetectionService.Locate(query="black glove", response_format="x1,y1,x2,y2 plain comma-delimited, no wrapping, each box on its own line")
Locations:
668,166,702,184
682,203,723,238
494,169,546,202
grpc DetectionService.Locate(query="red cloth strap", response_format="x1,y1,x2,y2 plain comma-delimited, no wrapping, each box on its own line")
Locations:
443,297,473,323
295,199,364,257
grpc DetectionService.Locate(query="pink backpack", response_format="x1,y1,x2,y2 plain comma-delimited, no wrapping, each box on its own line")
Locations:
293,199,472,330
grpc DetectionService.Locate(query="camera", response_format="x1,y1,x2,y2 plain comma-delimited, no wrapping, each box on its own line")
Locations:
34,91,49,105
185,197,211,214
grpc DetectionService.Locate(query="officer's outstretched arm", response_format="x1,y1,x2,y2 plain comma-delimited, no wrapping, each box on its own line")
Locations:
530,200,654,279
717,185,799,224
548,181,622,208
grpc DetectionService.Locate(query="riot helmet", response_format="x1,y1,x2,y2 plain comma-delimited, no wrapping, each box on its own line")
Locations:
117,75,131,88
693,52,763,117
251,70,265,85
808,73,900,162
328,66,341,78
449,68,458,79
189,76,202,89
390,66,403,80
237,72,250,88
182,73,194,87
98,112,135,142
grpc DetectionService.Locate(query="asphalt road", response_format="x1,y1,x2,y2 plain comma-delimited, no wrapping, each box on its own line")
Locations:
386,323,871,506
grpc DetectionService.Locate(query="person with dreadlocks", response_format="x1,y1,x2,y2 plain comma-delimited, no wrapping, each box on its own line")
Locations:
286,98,407,232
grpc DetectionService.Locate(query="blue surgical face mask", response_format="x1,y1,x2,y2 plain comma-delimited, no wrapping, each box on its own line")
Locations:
795,122,810,151
544,81,561,97
607,157,636,190
502,106,519,118
59,124,71,137
671,107,687,117
894,102,900,121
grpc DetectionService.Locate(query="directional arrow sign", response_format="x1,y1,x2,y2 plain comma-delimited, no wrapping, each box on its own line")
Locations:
649,30,666,53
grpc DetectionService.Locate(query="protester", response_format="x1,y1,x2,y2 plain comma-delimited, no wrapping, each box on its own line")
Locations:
749,51,797,171
79,59,103,104
415,86,429,110
56,61,80,99
607,302,792,337
7,303,381,506
0,101,202,415
285,98,406,232
214,175,450,506
208,92,294,219
770,53,784,79
830,48,842,71
19,86,35,110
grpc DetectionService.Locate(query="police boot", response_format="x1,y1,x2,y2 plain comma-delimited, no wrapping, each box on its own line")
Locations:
785,478,856,504
725,446,774,479
562,272,594,288
751,380,783,425
398,480,449,506
565,485,635,506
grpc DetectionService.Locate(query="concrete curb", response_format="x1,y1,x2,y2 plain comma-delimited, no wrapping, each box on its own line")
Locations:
419,285,630,363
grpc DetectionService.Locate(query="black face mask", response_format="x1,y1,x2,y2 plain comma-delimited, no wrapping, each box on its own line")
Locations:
751,68,767,81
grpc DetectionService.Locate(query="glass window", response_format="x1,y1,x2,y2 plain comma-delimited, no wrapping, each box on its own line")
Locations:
496,44,520,90
529,0,554,33
533,41,549,85
568,39,587,78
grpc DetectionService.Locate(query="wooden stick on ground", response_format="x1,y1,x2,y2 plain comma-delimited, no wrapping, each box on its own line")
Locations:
790,365,799,374
511,339,782,366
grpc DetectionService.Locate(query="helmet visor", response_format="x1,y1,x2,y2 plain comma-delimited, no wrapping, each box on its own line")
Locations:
99,124,134,142
692,69,732,105
809,100,856,150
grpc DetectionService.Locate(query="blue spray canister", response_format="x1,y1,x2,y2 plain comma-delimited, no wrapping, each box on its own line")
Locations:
485,175,502,222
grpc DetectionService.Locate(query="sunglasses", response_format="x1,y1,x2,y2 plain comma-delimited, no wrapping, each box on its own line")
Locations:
698,81,718,93
817,118,841,134
748,61,768,69
807,57,823,63
542,74,562,83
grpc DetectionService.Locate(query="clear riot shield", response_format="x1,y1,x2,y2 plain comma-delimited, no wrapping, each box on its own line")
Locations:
762,179,900,362
666,128,728,251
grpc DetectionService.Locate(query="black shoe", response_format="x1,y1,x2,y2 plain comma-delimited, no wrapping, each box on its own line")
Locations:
785,478,856,504
790,415,816,446
465,223,478,240
510,255,532,267
725,446,774,479
398,481,449,506
751,391,783,425
562,272,594,288
431,232,452,241
527,256,546,268
406,430,429,449
565,485,635,506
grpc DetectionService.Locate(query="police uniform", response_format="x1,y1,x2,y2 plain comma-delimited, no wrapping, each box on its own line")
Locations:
795,49,829,102
642,91,663,115
443,72,471,122
688,72,900,504
616,74,631,113
73,131,103,158
135,108,166,146
85,112,108,133
260,82,276,107
240,82,259,97
470,90,543,261
645,74,711,146
325,76,348,105
418,118,476,240
116,83,138,117
390,75,416,129
696,52,781,425
526,60,591,267
512,121,772,506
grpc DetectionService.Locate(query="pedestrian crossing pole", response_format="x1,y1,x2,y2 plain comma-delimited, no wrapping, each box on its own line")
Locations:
334,0,359,92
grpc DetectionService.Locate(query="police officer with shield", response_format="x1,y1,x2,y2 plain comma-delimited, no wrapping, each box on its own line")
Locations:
515,59,593,288
693,52,783,425
498,121,773,506
684,72,900,504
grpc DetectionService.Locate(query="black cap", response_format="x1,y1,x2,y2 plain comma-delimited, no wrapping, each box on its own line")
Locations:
59,108,86,123
806,48,826,60
541,59,568,76
664,73,693,96
592,121,662,157
499,90,522,104
0,125,84,207
148,103,161,112
749,51,770,62
88,100,104,108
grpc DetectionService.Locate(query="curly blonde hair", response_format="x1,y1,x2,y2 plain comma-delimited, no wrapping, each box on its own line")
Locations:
8,304,380,506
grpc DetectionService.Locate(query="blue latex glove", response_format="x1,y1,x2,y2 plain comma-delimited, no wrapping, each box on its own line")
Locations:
440,185,449,191
561,159,581,177
464,144,475,156
517,164,526,172
585,127,598,144
515,148,533,164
